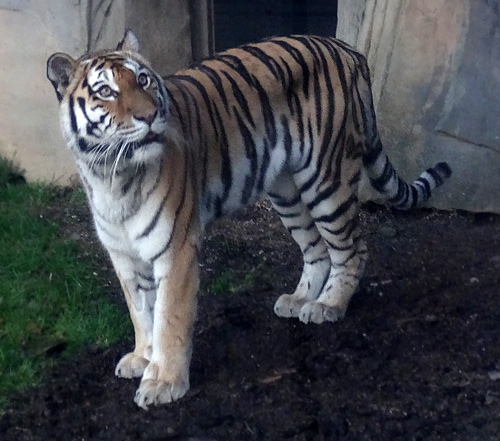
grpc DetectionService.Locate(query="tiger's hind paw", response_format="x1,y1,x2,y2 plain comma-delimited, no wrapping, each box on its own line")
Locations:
299,301,345,324
274,294,308,318
115,352,149,379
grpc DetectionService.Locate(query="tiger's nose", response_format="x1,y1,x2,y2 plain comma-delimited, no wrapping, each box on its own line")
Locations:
136,109,158,126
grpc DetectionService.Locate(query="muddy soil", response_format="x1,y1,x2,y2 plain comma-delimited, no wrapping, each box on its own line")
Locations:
1,197,500,441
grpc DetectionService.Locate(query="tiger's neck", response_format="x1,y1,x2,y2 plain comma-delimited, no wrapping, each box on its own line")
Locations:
78,157,163,224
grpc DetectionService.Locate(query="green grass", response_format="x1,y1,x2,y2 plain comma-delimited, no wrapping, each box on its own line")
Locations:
207,262,271,295
208,270,255,295
0,157,129,412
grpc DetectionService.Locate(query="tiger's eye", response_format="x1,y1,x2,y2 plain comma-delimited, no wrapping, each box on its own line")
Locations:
98,85,113,98
137,73,150,88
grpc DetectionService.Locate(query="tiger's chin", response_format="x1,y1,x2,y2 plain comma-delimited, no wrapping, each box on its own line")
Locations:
127,131,165,164
128,139,164,165
75,132,165,172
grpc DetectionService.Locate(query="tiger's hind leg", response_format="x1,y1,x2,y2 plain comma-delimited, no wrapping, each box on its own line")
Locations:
268,172,331,318
295,172,367,325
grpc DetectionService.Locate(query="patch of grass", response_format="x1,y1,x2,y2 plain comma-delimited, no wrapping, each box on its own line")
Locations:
207,266,264,295
0,157,129,412
0,156,25,186
67,186,88,206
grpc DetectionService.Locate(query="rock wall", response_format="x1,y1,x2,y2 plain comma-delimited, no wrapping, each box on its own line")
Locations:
338,0,500,213
0,0,193,184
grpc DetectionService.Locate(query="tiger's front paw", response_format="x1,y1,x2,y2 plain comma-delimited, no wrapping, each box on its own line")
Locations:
115,352,149,379
274,293,307,318
299,301,345,324
134,361,189,409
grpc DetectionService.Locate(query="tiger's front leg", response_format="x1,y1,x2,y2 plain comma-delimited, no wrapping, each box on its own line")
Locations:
134,240,199,409
109,252,155,380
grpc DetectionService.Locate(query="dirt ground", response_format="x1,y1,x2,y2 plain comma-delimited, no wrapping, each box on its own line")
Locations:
1,195,500,441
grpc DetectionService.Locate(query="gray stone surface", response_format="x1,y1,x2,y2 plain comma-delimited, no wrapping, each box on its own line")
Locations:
338,0,500,213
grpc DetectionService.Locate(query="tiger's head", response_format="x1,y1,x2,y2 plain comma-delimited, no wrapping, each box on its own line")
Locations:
47,31,168,171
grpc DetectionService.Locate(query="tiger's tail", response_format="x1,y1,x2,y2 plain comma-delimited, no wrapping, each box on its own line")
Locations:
358,62,452,209
362,140,452,210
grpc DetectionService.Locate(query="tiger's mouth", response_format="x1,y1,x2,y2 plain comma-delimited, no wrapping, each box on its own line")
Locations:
77,130,165,167
121,131,164,159
139,131,163,146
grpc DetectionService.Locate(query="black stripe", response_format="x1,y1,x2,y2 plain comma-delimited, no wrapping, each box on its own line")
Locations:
314,38,347,166
94,217,121,241
314,194,357,224
410,185,419,208
322,218,356,239
78,138,89,152
121,175,135,195
295,37,325,135
427,167,445,187
173,75,220,142
136,283,156,292
69,96,78,133
322,238,354,252
165,87,187,133
363,140,383,166
137,272,155,283
239,45,285,84
198,64,230,112
221,70,255,128
151,153,190,262
297,111,305,157
136,182,173,239
295,119,314,174
215,54,257,88
253,78,277,149
173,75,232,204
351,67,372,143
256,147,270,194
281,59,298,116
306,256,330,266
370,158,393,192
234,109,258,205
174,82,198,136
281,115,293,157
313,68,323,134
415,176,431,198
144,161,164,202
212,107,233,206
388,177,407,204
274,210,301,219
270,39,311,99
332,247,358,266
306,181,340,211
303,235,323,254
214,196,222,218
95,60,106,72
349,67,363,134
349,170,362,187
298,38,344,194
268,192,301,208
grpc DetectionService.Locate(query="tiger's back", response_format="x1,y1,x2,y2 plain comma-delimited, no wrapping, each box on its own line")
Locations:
166,36,371,224
47,32,451,408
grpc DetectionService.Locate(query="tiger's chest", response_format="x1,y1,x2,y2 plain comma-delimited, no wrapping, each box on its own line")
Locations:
82,164,174,262
91,196,175,264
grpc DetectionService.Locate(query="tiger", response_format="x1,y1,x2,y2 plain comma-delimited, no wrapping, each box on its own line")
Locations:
46,30,451,409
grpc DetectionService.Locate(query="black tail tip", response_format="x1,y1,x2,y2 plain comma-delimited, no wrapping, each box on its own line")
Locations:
434,162,452,179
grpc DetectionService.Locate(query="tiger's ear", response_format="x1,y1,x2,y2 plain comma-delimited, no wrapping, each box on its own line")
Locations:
117,29,140,52
47,53,76,102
